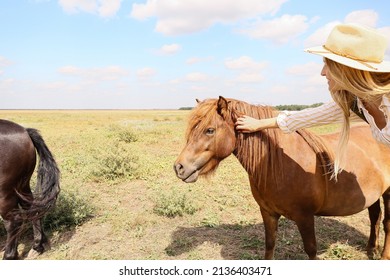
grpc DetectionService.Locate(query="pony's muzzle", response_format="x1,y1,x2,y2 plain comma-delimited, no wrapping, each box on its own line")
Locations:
173,162,199,183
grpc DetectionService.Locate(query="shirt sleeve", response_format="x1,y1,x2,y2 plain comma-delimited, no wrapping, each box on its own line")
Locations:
361,94,390,146
276,102,345,133
275,96,390,147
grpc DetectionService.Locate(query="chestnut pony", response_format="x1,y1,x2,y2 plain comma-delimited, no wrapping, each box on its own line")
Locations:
174,96,390,260
0,119,60,259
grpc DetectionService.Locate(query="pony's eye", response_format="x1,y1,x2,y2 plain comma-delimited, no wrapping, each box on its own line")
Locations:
206,128,215,135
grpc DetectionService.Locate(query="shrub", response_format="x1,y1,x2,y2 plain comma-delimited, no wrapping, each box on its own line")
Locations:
0,190,94,235
91,142,139,182
108,124,139,143
117,128,138,143
43,190,94,231
154,193,197,218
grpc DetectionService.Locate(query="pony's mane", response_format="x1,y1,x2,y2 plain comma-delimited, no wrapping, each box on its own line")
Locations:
186,98,334,185
230,99,284,186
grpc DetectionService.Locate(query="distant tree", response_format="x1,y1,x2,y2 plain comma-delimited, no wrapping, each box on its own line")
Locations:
178,107,193,110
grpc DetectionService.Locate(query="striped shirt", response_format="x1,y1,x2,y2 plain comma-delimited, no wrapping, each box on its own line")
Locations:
276,94,390,146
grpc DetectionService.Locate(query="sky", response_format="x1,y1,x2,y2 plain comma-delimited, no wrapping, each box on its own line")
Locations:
1,0,390,109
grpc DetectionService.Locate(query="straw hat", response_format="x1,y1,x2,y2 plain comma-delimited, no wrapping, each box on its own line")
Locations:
305,23,390,72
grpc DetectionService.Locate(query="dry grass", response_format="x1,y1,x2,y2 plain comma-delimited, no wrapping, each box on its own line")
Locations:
0,110,385,260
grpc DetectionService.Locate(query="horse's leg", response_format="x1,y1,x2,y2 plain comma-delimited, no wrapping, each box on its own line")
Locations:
19,185,48,257
2,218,23,260
260,207,280,260
380,188,390,260
31,219,48,254
0,193,23,260
295,215,318,260
366,199,381,259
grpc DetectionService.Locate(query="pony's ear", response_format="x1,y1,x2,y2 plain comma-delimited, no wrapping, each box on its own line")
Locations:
217,96,230,118
195,98,202,104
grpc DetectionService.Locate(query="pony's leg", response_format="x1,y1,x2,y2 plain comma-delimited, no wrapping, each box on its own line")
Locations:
2,219,23,260
366,199,381,259
381,188,390,260
295,215,318,260
260,207,280,260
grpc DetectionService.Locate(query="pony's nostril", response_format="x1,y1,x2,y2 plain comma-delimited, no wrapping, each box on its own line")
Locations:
174,163,184,175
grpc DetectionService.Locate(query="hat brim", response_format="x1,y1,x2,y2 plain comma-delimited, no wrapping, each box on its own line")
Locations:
305,45,390,73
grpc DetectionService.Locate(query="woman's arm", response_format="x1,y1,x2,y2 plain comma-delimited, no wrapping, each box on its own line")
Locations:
276,101,345,133
235,116,278,133
235,101,347,133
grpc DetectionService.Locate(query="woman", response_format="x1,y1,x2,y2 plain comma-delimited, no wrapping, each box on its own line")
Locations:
235,23,390,177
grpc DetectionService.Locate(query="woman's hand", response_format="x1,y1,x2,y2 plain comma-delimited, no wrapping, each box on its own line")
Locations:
235,116,278,133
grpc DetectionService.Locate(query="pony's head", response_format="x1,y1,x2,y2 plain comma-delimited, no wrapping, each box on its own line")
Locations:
173,96,238,183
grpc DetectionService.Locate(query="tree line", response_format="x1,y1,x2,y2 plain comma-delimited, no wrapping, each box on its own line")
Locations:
179,102,324,111
274,103,324,111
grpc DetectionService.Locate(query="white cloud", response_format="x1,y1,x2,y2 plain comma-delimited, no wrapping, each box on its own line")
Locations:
99,0,122,17
185,72,209,82
58,65,82,75
286,62,322,76
186,56,214,65
0,56,12,67
59,0,122,18
130,0,287,35
136,67,156,78
379,27,390,57
0,56,12,74
37,81,67,90
379,26,390,39
168,79,180,85
239,14,309,44
270,85,290,95
234,72,264,83
159,44,181,55
58,65,129,81
225,56,267,83
304,10,383,48
186,57,201,65
304,21,338,48
225,56,267,71
344,10,378,27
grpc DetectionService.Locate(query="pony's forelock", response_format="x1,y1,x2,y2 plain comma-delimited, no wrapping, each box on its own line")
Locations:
186,99,219,141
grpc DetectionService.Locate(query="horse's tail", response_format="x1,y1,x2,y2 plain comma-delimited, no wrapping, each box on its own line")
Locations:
25,128,60,219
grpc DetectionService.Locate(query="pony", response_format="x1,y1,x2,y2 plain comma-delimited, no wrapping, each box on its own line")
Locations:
174,96,390,260
0,119,60,260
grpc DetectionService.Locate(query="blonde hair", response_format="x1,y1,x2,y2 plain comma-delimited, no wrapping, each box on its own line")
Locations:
325,58,390,178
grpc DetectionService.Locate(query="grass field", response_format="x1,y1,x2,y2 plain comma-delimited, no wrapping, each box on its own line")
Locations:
0,109,384,260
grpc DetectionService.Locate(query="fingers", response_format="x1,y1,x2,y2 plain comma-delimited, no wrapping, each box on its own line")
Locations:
235,125,251,133
235,115,248,125
235,115,250,132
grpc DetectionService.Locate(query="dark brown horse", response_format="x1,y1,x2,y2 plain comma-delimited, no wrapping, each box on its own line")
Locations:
0,119,60,259
174,96,390,260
